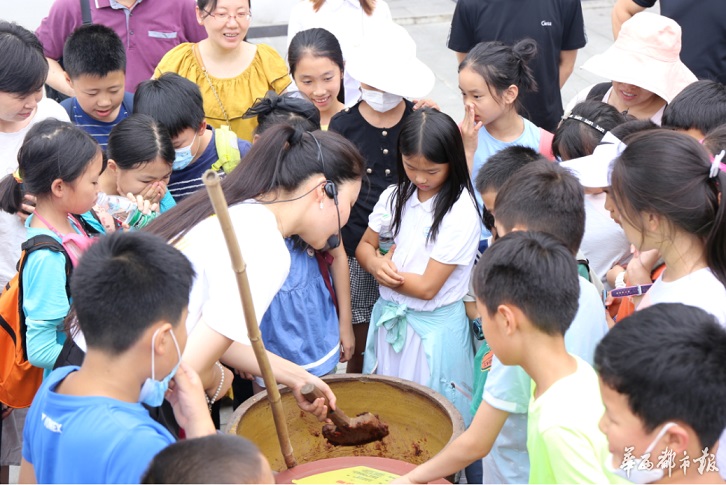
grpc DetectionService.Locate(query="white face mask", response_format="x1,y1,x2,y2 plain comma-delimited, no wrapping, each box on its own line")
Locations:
605,422,676,483
361,88,403,113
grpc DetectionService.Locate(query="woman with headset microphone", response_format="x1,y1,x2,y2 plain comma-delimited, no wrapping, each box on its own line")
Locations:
146,124,364,418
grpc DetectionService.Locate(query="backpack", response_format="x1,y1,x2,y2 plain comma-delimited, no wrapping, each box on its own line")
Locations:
211,125,242,174
0,236,72,408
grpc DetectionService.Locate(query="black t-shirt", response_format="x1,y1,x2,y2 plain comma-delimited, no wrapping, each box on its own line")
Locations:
448,0,587,131
633,0,726,84
329,100,414,257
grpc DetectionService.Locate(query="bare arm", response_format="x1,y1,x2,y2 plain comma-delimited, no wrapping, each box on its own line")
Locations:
394,402,510,483
356,228,405,288
559,50,578,89
45,58,74,98
455,51,467,64
396,259,457,301
19,459,36,484
328,245,355,362
612,0,647,38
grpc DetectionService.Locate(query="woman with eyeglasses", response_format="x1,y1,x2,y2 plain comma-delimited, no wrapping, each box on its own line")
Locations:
154,0,290,142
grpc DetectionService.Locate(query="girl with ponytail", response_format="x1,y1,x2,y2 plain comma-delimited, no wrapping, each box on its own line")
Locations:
458,39,555,227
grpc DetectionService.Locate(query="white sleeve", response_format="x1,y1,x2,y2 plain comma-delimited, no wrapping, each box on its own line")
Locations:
429,195,480,266
367,185,397,233
193,210,290,345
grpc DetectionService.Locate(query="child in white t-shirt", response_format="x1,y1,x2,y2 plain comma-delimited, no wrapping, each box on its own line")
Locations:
357,108,481,424
609,130,726,325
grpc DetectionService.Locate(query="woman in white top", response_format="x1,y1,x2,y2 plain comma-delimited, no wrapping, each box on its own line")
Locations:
287,0,392,107
608,129,726,325
357,108,481,424
147,125,363,415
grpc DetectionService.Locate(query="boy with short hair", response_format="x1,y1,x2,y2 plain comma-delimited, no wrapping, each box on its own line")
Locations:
395,160,611,484
474,145,545,236
134,73,252,201
474,230,615,483
595,303,726,484
142,434,275,484
61,24,132,151
661,80,726,141
20,232,215,483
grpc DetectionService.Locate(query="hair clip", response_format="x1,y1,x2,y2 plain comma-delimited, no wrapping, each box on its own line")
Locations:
12,168,22,183
563,114,606,135
710,150,725,179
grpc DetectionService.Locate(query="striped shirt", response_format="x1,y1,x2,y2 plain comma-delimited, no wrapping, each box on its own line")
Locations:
70,98,129,151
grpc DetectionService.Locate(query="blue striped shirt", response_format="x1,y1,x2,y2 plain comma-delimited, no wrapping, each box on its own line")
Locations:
70,99,129,152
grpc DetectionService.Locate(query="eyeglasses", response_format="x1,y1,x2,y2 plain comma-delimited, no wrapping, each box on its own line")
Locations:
203,10,252,23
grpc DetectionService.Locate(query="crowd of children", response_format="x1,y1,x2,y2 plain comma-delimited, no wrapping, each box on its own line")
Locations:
1,0,725,483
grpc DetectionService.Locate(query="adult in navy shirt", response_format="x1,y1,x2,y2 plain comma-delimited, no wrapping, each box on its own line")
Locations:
612,0,726,84
448,0,587,132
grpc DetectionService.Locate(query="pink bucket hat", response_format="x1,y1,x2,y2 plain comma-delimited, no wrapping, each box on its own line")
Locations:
581,12,697,103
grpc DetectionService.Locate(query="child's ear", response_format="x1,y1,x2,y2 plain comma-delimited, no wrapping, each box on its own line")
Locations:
151,322,174,356
50,178,65,198
106,159,119,174
64,73,74,90
197,121,207,135
496,304,518,335
502,84,519,106
662,423,690,455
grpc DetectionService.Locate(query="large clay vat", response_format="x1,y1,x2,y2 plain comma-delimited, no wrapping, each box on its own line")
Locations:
225,374,465,473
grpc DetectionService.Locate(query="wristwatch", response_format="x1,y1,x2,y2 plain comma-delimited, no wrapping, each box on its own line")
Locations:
610,284,653,298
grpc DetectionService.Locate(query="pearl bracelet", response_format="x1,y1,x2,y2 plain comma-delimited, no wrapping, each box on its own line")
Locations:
206,361,225,412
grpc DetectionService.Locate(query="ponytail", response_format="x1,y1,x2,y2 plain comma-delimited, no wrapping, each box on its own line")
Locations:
0,174,22,214
707,167,726,286
511,39,538,95
459,39,538,112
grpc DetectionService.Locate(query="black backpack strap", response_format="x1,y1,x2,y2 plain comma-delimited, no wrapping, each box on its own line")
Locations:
585,82,612,102
80,0,92,25
122,92,134,113
17,236,72,360
72,211,104,236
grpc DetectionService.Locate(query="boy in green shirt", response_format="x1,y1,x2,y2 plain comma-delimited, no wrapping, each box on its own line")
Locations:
473,230,618,483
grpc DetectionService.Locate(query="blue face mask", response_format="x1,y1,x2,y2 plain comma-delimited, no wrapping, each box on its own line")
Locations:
139,327,182,407
172,133,198,171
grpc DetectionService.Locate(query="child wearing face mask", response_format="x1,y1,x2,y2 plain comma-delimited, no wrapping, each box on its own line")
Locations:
19,231,216,484
328,22,435,373
134,73,252,201
595,303,726,484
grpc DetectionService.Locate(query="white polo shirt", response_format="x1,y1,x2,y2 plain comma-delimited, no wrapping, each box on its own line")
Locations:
368,185,480,312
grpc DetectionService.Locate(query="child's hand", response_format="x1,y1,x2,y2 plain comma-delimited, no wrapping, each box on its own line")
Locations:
166,361,215,438
139,181,166,205
627,247,660,285
412,98,440,111
127,193,159,215
460,104,482,148
369,245,405,288
391,475,417,484
339,325,355,363
17,193,37,223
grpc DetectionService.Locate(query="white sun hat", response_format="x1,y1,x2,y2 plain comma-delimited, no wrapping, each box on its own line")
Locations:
345,21,435,99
